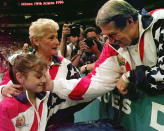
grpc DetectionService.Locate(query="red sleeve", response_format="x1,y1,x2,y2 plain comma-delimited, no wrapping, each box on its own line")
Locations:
0,71,10,86
68,40,118,100
0,98,16,131
93,40,118,74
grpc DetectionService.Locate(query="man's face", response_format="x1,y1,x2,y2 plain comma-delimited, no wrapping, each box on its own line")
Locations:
69,36,79,44
100,21,137,48
23,43,29,52
85,31,98,52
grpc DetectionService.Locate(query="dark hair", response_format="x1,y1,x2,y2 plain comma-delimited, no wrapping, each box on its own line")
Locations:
69,24,81,37
110,14,138,29
9,54,47,84
83,27,98,38
83,27,102,51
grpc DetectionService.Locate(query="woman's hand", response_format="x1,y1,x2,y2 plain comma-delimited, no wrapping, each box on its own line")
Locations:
1,83,23,97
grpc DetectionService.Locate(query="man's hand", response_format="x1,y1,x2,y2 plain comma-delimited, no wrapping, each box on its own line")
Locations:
90,40,101,58
62,24,70,38
116,76,128,95
80,65,87,73
90,40,99,52
79,41,88,52
1,83,23,97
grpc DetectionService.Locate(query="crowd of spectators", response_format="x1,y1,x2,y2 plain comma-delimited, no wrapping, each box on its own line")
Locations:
0,42,32,82
0,23,106,83
59,24,107,75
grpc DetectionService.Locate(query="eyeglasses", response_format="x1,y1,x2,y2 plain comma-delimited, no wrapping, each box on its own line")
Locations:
106,33,117,44
106,33,122,45
107,33,117,40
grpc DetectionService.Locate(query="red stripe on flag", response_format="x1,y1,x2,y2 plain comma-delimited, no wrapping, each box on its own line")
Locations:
68,74,92,100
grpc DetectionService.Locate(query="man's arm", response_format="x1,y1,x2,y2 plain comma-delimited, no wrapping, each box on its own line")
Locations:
80,63,95,74
52,43,121,100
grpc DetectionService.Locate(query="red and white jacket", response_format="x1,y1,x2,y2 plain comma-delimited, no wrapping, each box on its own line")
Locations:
0,56,91,131
0,91,49,131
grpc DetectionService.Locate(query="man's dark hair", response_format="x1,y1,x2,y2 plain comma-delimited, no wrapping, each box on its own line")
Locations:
83,27,98,38
83,27,102,51
111,14,138,29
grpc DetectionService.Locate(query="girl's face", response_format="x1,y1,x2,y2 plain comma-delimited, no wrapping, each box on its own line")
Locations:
21,68,47,93
36,31,59,56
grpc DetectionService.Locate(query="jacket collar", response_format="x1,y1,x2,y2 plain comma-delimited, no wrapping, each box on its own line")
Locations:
140,8,153,30
14,91,48,104
52,55,61,65
32,50,61,65
138,8,154,39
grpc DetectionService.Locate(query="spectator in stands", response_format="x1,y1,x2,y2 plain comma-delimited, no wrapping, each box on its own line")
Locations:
60,23,84,60
96,0,164,95
71,27,103,75
0,51,8,82
22,43,29,54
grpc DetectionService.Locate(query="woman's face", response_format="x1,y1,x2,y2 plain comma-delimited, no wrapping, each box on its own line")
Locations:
36,31,59,56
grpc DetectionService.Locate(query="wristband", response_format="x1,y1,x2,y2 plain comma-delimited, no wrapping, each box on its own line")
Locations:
122,73,130,83
77,53,82,57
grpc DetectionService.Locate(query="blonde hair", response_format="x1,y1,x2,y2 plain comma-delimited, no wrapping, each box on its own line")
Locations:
29,18,59,49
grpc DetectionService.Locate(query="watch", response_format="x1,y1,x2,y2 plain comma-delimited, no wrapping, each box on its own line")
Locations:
84,64,88,71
